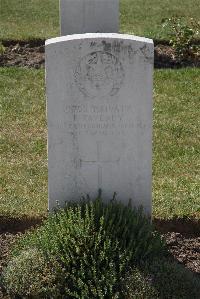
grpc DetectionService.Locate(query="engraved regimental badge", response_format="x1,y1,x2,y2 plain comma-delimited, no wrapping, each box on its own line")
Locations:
74,51,124,98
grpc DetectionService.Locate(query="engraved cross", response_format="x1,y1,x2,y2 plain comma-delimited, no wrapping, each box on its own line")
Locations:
80,141,120,189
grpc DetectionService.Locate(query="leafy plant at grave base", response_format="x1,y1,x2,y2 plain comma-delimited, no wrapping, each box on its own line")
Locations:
0,42,6,55
3,195,165,298
162,17,200,60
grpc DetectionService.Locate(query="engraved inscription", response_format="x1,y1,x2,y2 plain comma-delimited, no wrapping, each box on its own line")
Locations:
50,103,137,136
74,51,125,98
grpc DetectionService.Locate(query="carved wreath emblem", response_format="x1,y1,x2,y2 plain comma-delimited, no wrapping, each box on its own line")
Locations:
74,51,124,98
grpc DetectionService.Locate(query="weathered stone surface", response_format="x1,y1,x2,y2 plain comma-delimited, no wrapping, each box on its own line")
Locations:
46,33,154,215
60,0,119,35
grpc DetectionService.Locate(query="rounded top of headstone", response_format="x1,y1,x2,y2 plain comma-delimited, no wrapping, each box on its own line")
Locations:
45,33,153,46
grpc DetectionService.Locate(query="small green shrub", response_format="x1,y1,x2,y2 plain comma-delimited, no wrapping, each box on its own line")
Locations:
162,17,200,60
87,197,165,262
146,258,200,299
3,197,165,298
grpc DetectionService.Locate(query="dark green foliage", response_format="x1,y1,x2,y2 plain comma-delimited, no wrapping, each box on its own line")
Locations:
162,17,200,60
83,196,165,263
146,258,200,299
3,197,165,298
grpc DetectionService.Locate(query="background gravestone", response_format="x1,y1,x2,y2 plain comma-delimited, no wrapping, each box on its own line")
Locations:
46,33,154,215
60,0,119,35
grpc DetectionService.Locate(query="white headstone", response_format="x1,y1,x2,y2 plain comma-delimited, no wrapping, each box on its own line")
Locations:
46,33,154,215
60,0,119,35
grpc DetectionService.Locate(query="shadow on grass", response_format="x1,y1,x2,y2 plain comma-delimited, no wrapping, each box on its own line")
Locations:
1,214,200,235
138,255,200,299
153,217,200,236
0,215,45,234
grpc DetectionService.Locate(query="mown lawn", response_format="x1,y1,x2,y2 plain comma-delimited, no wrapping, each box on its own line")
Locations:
120,0,200,38
0,0,59,41
153,69,200,218
0,67,199,219
0,0,199,40
0,68,47,217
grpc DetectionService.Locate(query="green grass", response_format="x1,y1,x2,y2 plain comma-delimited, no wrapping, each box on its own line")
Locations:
153,69,200,218
0,68,47,216
0,67,199,219
0,0,59,40
120,0,200,38
0,0,199,40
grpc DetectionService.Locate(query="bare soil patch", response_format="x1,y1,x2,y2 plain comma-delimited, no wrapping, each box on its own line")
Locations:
0,40,199,69
154,218,200,274
0,41,45,69
164,232,200,274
